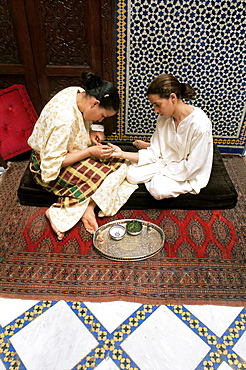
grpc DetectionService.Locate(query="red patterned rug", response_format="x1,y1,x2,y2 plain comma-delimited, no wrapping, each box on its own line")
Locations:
0,158,245,305
23,207,237,259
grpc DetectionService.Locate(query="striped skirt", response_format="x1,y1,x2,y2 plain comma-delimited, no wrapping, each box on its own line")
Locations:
30,151,125,208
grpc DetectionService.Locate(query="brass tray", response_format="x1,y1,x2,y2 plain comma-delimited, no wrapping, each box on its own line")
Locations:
93,219,165,261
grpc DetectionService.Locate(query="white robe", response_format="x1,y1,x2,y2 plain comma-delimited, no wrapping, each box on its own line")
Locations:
127,106,213,200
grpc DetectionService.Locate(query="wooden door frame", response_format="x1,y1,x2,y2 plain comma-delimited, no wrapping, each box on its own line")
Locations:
6,0,42,111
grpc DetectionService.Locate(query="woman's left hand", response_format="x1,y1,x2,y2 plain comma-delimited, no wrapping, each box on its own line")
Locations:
107,143,123,157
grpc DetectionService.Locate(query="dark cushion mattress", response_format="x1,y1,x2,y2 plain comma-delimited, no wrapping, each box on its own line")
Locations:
17,142,238,210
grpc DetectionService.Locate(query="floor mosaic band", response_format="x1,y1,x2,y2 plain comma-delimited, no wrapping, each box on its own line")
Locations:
0,300,246,370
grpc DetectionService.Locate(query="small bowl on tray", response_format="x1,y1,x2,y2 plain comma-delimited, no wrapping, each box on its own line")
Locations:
109,224,126,240
126,220,143,236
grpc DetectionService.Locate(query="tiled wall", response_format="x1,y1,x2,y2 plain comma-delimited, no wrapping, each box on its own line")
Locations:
110,0,246,154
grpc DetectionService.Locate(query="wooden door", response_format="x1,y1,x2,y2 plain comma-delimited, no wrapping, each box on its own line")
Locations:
0,0,116,132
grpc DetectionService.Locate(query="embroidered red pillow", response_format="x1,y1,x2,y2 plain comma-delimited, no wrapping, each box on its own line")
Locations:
0,84,38,160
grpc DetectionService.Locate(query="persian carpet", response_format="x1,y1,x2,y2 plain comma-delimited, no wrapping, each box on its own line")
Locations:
0,157,245,306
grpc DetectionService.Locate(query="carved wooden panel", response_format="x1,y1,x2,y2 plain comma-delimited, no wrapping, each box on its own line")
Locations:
0,0,21,64
49,77,86,98
39,0,89,66
0,75,25,89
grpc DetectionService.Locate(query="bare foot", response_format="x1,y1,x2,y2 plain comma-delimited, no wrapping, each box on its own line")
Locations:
133,140,150,149
81,200,98,234
45,209,65,241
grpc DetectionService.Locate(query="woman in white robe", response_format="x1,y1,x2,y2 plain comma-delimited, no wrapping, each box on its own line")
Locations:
108,74,213,200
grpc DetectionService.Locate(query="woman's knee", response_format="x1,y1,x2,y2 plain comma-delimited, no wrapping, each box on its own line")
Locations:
147,185,169,200
146,176,174,200
147,175,191,200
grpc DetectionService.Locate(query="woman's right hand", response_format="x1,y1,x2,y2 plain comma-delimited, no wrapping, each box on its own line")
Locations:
62,144,118,167
89,144,114,160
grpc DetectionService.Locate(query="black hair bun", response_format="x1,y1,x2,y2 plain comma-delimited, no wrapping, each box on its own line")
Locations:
81,72,102,90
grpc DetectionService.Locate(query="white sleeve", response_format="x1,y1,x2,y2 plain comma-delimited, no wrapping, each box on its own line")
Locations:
90,124,104,132
138,130,161,165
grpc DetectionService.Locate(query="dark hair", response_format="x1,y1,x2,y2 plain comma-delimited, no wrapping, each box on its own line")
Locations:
147,74,196,100
80,71,120,111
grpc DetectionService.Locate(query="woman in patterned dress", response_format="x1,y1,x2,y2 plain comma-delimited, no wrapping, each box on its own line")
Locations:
28,72,137,240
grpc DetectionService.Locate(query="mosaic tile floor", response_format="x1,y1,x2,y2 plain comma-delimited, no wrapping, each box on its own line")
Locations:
0,298,245,370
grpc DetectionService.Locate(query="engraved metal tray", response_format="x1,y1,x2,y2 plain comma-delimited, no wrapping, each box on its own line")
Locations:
93,219,165,261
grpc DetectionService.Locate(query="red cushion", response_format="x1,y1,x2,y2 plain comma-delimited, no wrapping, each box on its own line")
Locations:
0,84,38,160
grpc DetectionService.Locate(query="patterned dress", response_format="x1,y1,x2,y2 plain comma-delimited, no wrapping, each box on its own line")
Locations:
28,87,137,232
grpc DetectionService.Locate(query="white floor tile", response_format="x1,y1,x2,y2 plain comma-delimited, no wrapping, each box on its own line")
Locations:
122,305,210,370
11,301,98,370
96,358,121,370
233,331,246,360
217,362,235,369
0,360,7,370
0,298,39,327
184,305,243,337
84,300,142,332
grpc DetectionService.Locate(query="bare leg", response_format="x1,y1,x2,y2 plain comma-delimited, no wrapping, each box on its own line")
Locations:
133,140,150,149
81,199,98,234
45,209,65,241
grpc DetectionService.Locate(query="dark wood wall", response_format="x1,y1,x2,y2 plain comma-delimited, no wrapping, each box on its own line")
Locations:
0,0,116,133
